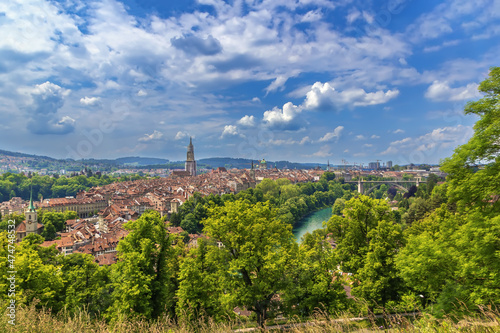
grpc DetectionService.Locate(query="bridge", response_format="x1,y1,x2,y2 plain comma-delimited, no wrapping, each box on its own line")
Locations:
345,178,425,194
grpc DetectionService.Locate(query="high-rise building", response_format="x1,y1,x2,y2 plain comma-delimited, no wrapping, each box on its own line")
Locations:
185,137,197,176
387,160,393,168
368,162,379,169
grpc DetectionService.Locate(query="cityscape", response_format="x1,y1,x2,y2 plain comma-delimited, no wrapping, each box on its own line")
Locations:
1,0,499,331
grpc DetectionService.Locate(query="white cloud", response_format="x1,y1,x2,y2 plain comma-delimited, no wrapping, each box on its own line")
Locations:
80,96,101,106
346,9,361,23
265,75,288,94
237,115,256,127
381,125,474,157
24,82,74,135
268,135,312,146
137,90,148,96
393,129,405,134
355,135,366,140
307,145,332,158
301,10,323,22
371,134,380,139
319,126,344,142
299,136,312,145
425,81,481,101
221,125,239,138
303,82,399,111
263,102,303,130
363,143,373,148
138,130,163,142
175,131,190,141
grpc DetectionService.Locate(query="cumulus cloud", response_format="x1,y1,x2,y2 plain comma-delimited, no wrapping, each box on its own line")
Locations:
137,90,148,96
381,125,474,157
263,102,303,130
237,115,256,127
393,129,405,134
174,131,190,141
26,81,75,135
80,96,101,106
425,81,481,101
221,125,240,138
303,82,399,111
355,134,366,140
138,130,163,142
170,34,223,56
371,134,380,139
318,126,344,142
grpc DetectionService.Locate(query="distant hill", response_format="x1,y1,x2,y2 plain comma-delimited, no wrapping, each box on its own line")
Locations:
198,157,326,170
0,149,55,161
115,157,170,166
1,148,330,172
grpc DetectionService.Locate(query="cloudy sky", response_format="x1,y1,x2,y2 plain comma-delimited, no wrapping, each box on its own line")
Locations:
0,0,498,164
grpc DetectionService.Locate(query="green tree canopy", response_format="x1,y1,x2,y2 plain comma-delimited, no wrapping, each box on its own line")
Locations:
202,199,295,328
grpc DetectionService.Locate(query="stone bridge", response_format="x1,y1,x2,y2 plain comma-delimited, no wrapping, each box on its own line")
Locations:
346,178,425,194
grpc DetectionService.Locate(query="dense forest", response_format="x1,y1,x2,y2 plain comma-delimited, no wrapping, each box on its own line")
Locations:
1,68,499,331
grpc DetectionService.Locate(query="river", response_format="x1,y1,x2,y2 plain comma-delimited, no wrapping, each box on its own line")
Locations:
292,207,333,243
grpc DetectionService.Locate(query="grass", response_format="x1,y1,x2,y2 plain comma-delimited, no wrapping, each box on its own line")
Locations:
1,302,499,332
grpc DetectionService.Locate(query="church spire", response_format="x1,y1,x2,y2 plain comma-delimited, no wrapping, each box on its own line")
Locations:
28,181,35,212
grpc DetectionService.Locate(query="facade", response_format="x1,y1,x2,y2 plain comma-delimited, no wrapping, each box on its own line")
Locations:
387,161,393,168
185,137,197,176
40,196,107,218
368,161,380,170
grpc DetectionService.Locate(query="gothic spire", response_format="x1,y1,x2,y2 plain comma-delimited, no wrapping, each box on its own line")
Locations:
28,181,35,212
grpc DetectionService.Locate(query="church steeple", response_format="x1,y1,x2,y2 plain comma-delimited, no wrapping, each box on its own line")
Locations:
185,137,197,176
28,182,35,212
25,182,38,234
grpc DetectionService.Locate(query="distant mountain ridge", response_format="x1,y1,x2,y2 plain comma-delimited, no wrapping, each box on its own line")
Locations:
0,148,329,170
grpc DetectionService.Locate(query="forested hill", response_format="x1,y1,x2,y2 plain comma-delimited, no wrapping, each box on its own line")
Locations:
198,157,326,169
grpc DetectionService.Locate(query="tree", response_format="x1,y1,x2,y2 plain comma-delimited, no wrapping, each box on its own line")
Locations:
202,199,295,328
353,220,405,308
402,197,431,226
320,171,336,182
283,229,350,317
14,238,65,311
327,195,393,275
176,238,229,322
441,67,500,214
108,210,176,321
41,221,57,240
395,206,463,305
332,198,345,216
58,253,112,316
387,186,398,200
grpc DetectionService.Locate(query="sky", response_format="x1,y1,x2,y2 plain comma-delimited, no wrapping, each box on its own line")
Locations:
0,0,498,165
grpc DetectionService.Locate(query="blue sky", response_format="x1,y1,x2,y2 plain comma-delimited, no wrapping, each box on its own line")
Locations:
0,0,498,165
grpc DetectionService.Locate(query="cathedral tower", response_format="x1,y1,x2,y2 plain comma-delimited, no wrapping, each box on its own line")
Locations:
25,186,38,235
185,137,197,176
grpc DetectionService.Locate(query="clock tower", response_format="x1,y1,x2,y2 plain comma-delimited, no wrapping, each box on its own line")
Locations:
25,187,38,235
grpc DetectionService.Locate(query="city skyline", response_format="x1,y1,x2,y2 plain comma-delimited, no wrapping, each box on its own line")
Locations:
1,0,498,164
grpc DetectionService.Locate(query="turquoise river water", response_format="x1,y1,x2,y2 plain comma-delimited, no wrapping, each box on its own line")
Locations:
292,207,333,243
